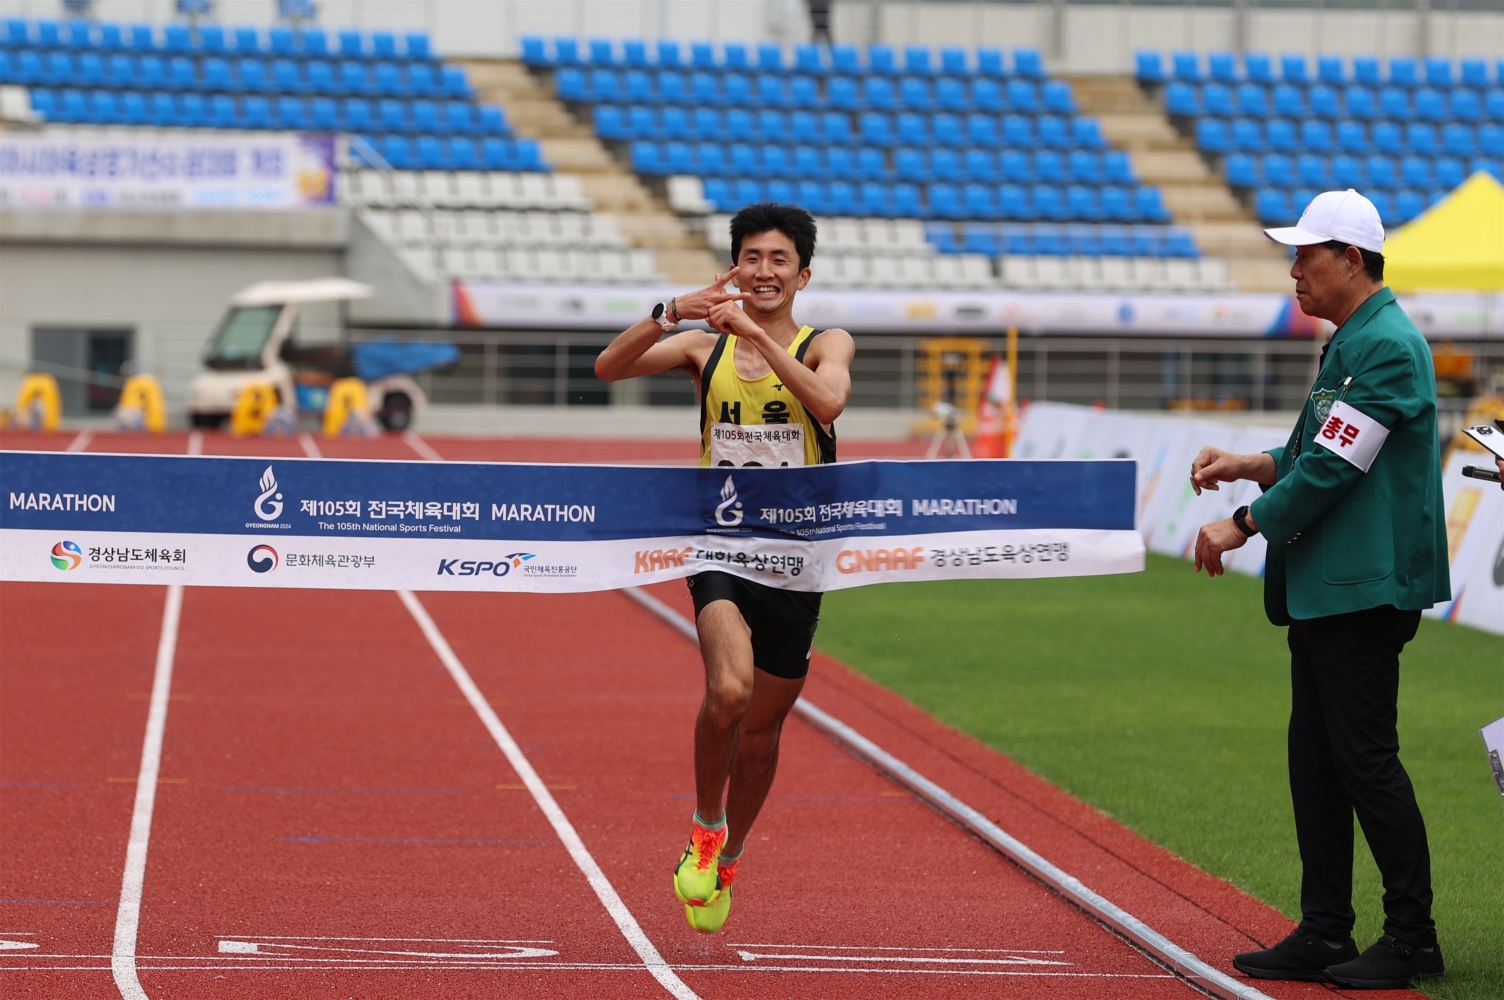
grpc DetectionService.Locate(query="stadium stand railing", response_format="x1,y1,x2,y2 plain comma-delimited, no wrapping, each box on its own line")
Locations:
522,36,1230,292
1135,49,1503,227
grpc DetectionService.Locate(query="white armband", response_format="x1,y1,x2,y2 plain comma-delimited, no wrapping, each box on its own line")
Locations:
1313,400,1389,472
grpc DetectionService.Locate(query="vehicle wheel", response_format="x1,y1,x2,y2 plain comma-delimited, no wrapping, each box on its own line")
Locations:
191,413,227,429
377,392,413,431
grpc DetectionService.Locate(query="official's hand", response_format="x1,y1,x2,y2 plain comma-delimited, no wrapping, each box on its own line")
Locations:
1496,457,1504,491
670,267,751,321
706,298,763,339
1190,447,1248,495
1194,518,1248,576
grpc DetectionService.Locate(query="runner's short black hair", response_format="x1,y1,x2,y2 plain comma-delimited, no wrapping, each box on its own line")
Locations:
730,203,817,270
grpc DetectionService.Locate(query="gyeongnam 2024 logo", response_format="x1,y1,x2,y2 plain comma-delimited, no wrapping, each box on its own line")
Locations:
254,466,284,521
51,540,83,571
247,545,278,573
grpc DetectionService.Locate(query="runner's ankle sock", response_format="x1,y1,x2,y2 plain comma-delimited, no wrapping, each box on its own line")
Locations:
692,811,727,833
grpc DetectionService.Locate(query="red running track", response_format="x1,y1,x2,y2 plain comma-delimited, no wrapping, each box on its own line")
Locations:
1,429,1421,999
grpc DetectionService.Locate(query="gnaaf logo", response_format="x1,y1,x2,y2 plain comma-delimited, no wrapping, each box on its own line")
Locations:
247,544,279,573
437,553,536,577
254,466,284,521
50,540,82,571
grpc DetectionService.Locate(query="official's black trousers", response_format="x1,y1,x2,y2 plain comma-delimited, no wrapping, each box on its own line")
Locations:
1287,604,1434,948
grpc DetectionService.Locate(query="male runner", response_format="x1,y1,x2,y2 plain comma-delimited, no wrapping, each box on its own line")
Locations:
595,203,855,933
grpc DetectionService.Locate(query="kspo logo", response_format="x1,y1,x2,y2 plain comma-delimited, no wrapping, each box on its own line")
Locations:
836,547,926,575
437,553,536,577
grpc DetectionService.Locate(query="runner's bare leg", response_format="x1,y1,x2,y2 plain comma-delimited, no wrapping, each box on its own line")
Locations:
723,669,804,856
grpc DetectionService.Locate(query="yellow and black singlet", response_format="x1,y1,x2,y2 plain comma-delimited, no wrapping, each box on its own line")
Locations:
698,325,836,467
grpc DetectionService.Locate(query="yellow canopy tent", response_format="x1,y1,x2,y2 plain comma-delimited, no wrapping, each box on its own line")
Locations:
1383,171,1504,292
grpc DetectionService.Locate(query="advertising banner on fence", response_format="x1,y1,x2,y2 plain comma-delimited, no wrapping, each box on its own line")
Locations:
0,453,1143,593
0,129,336,209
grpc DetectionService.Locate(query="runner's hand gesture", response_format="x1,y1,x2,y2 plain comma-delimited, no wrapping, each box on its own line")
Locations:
672,267,750,322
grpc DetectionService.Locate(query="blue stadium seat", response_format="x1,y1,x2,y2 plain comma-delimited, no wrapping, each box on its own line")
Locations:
795,43,825,75
1032,184,1064,220
1309,85,1340,118
411,99,438,133
554,38,581,66
337,61,368,94
1401,155,1433,188
1414,86,1447,120
857,181,892,217
1488,90,1504,121
1406,122,1438,155
901,77,932,110
936,77,967,111
931,147,962,180
1388,57,1418,87
1336,121,1369,153
926,113,958,145
905,46,933,76
1068,149,1102,183
1344,85,1376,119
794,145,825,179
1067,185,1102,221
1261,153,1295,187
865,76,896,110
1073,117,1105,149
793,180,827,215
971,78,1003,112
721,72,750,104
622,69,652,104
658,40,684,69
1037,115,1069,148
857,146,888,179
893,183,923,218
376,98,406,132
727,143,756,175
1014,48,1045,78
660,105,689,139
753,109,786,141
1331,154,1365,188
165,56,195,90
868,44,896,75
1244,53,1273,84
1034,149,1066,183
1196,118,1229,152
1201,83,1234,117
789,110,818,143
306,59,335,94
590,38,616,67
1394,189,1425,222
591,68,622,102
408,63,440,97
1208,52,1237,83
176,92,206,127
310,96,338,129
1300,120,1334,152
686,71,718,104
965,149,999,182
3,17,29,46
1365,155,1397,188
831,45,860,75
146,91,174,125
622,40,648,68
1273,83,1305,117
1003,115,1033,147
1435,156,1465,190
1103,150,1136,184
1280,54,1309,84
820,111,853,144
928,183,960,219
1442,123,1476,156
998,184,1032,221
1480,123,1504,156
826,147,854,178
976,48,1004,78
1000,149,1032,182
966,113,999,146
859,111,893,145
1265,119,1297,151
85,91,119,125
962,183,998,220
1007,79,1038,113
1297,153,1331,187
1353,56,1381,85
826,180,856,215
1318,55,1346,85
1451,88,1481,122
207,93,236,127
241,95,272,129
1237,83,1269,117
201,56,231,91
789,74,818,108
1423,57,1452,87
1135,51,1165,84
1231,118,1261,151
757,43,783,71
1043,80,1075,113
755,73,789,107
1225,153,1260,187
962,224,1000,256
163,23,191,54
827,75,860,110
1371,121,1403,154
1255,188,1290,223
941,48,968,76
447,137,478,171
442,66,470,98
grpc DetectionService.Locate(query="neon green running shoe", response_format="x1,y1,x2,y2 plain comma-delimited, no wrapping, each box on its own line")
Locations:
672,822,726,907
684,856,738,934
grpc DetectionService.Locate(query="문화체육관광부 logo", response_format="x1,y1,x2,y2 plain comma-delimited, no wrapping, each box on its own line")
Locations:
247,544,278,573
51,540,82,571
254,466,284,522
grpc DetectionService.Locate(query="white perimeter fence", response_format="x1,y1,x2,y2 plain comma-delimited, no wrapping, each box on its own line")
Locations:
1015,401,1504,635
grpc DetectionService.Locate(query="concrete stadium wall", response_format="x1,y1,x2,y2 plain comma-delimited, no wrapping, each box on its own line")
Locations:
0,210,346,412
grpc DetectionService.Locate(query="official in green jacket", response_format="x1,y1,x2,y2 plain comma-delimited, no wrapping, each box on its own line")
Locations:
1189,190,1450,991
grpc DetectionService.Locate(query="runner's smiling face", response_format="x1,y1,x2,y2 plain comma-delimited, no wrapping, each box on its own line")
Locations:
733,229,810,318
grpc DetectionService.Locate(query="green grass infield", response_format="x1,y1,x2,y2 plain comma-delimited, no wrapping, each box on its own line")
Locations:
816,554,1503,1000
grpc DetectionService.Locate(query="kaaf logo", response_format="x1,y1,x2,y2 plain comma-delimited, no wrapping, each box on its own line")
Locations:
635,546,694,573
50,540,82,571
836,547,926,575
714,475,743,527
437,553,535,577
247,544,278,573
254,466,283,521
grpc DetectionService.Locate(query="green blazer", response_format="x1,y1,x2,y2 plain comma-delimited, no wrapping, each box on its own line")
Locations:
1250,287,1451,625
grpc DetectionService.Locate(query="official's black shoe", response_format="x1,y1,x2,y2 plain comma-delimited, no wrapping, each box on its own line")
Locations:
1324,934,1445,990
1232,927,1359,981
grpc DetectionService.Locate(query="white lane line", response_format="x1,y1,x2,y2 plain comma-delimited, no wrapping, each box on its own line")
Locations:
298,433,323,459
622,586,1277,1000
65,431,93,452
185,431,203,456
403,431,443,462
12,960,1179,977
111,583,184,1000
397,590,701,1000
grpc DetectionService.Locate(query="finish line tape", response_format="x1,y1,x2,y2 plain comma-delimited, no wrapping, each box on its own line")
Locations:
1,452,1143,591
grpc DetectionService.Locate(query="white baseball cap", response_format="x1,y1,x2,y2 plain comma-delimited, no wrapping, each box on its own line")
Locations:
1263,189,1385,254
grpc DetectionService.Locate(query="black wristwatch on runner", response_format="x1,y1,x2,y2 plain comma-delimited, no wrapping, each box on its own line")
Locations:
1232,505,1258,537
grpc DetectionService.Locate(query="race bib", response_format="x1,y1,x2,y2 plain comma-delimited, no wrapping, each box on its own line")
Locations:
1314,400,1389,472
709,423,805,467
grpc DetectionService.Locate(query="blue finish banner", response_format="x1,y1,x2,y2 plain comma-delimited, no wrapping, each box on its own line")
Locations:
1,452,1144,593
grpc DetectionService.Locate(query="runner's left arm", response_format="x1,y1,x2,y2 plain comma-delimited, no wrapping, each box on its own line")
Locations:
705,303,854,425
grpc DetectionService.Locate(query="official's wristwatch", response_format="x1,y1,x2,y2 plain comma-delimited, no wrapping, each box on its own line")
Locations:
651,302,677,332
1232,504,1258,537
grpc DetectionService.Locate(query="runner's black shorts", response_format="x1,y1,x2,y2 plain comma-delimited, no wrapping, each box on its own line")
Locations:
686,571,823,680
